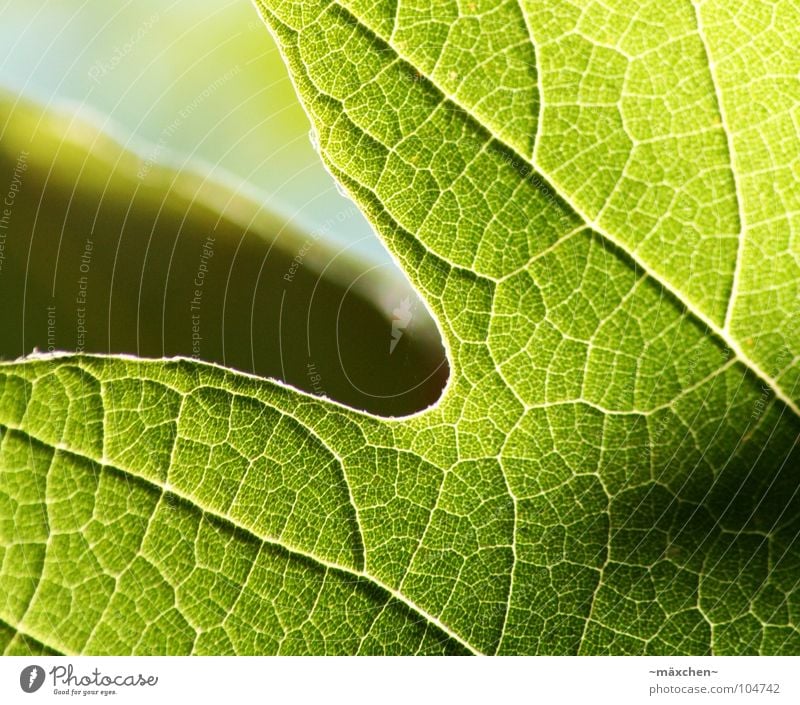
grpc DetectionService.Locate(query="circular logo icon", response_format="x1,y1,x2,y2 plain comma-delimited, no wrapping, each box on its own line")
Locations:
20,665,44,694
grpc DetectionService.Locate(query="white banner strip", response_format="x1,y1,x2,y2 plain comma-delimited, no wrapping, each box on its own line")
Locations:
1,655,797,704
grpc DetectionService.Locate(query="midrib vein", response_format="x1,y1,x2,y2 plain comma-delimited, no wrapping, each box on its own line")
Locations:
326,0,799,421
689,0,747,332
0,422,480,656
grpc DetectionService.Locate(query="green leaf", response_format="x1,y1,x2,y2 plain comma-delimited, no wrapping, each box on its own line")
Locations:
2,0,799,655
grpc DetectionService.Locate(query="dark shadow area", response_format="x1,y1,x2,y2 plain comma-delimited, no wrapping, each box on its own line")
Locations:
0,96,449,417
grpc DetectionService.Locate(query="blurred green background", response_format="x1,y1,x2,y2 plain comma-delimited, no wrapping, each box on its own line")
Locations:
0,0,384,260
0,0,448,415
